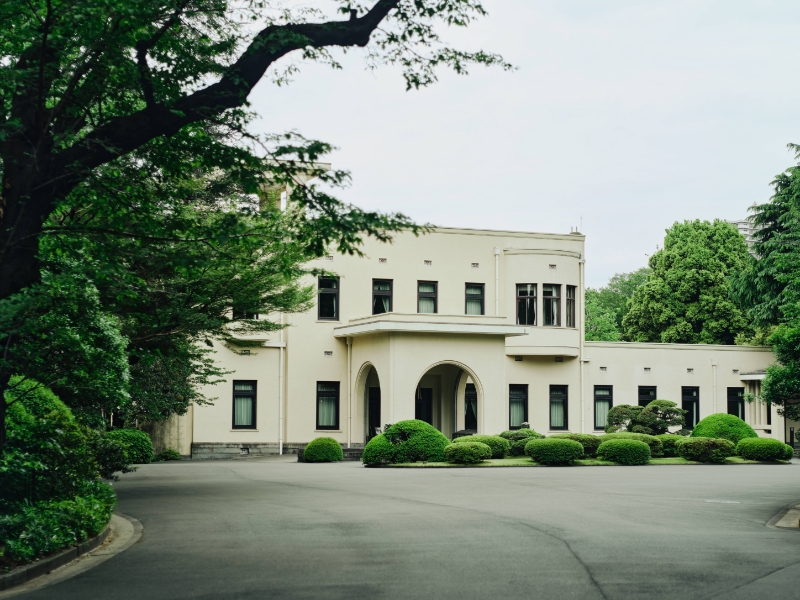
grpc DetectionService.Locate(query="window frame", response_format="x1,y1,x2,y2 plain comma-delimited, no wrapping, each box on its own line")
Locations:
543,284,561,326
417,280,438,314
232,307,258,320
372,279,393,315
317,276,339,321
549,385,568,431
727,387,745,420
316,381,340,431
231,380,257,430
508,384,529,430
566,285,576,328
465,283,485,316
516,284,537,326
594,385,613,431
682,386,700,429
638,386,657,407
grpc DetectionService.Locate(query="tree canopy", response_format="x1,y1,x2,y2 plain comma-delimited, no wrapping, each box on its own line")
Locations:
584,267,649,341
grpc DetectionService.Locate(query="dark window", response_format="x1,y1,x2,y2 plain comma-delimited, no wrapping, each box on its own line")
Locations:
367,387,381,441
682,387,699,429
638,386,657,407
372,280,392,315
509,384,528,429
318,277,339,320
566,285,576,328
232,307,258,320
232,381,257,429
727,387,745,420
594,386,612,430
516,284,536,325
767,401,772,425
465,283,484,315
316,382,340,430
543,284,561,326
415,387,433,425
465,383,478,430
418,281,437,314
550,385,568,430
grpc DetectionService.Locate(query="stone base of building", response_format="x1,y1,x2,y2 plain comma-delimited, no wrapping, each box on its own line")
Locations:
191,442,365,460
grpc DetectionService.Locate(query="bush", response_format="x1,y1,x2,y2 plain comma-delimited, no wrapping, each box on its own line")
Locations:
362,434,396,466
691,414,758,445
444,442,492,464
655,434,685,458
736,437,794,462
452,435,510,458
677,437,735,463
596,439,651,465
303,437,344,462
104,429,154,464
155,448,182,461
605,404,644,433
600,432,663,457
548,433,602,458
509,438,535,456
524,438,583,465
498,429,545,442
362,420,450,465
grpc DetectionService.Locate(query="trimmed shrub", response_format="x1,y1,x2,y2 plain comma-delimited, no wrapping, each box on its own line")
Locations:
548,433,602,458
596,439,650,465
303,437,344,462
677,436,735,463
362,420,450,465
600,432,663,457
362,434,395,466
509,438,535,457
498,429,545,442
783,443,796,461
524,438,583,465
691,414,757,445
452,435,510,458
736,437,794,462
104,429,154,464
155,449,182,461
444,442,492,464
655,434,685,458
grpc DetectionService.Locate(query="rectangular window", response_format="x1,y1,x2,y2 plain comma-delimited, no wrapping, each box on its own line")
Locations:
232,381,256,429
318,277,339,320
372,280,392,315
516,284,536,325
465,383,478,430
594,386,612,430
727,387,745,420
465,283,485,315
509,385,528,429
543,284,561,326
418,281,437,314
566,285,576,328
682,386,699,429
316,382,340,430
232,307,258,320
638,386,657,407
549,385,568,430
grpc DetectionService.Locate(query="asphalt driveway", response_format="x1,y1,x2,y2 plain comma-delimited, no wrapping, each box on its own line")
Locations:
23,458,800,600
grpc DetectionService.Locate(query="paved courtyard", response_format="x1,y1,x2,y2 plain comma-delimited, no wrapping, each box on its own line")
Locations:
24,458,800,600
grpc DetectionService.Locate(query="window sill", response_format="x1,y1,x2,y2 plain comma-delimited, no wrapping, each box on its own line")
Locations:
317,320,340,323
315,430,342,433
230,429,259,432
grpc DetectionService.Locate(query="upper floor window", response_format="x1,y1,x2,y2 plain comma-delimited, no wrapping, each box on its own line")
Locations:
373,280,392,314
465,283,485,315
232,304,258,320
318,277,339,320
418,281,437,314
232,381,257,429
516,284,536,325
543,284,560,326
566,285,576,328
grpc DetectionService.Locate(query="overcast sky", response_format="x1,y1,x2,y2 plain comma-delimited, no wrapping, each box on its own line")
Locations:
250,0,800,287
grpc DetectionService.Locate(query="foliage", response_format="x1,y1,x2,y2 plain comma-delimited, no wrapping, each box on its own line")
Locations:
524,438,583,466
623,220,752,344
585,268,650,341
548,433,602,458
605,401,684,436
605,405,644,433
303,437,343,462
104,429,154,464
362,434,396,466
676,437,735,463
735,437,793,461
509,438,534,457
691,414,757,445
599,433,663,457
498,429,545,442
374,420,450,464
451,435,510,458
584,289,622,341
596,439,651,465
155,449,182,462
655,434,685,458
444,442,491,464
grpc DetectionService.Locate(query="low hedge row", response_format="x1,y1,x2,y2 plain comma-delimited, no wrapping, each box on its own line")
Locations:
524,438,583,465
736,437,793,461
549,433,602,458
304,437,344,462
655,434,685,458
445,442,492,464
596,439,650,465
498,429,545,442
600,432,663,457
452,435,510,458
676,437,735,463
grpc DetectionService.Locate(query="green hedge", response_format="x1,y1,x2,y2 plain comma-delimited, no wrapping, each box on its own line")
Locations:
596,439,651,465
452,435,510,458
600,432,663,457
548,433,602,458
655,434,685,458
304,437,344,462
155,449,182,461
677,436,735,463
498,429,545,442
736,437,794,461
362,434,395,466
362,420,450,465
509,438,535,456
691,414,757,445
444,442,492,464
524,438,583,465
105,429,154,464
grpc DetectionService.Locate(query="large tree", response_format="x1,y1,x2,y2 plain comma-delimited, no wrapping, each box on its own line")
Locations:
584,267,650,341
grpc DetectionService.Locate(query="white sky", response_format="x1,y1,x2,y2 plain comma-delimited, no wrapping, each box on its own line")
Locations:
250,0,800,287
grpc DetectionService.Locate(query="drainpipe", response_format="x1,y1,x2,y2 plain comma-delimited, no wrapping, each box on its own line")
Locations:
579,254,586,434
347,337,353,448
278,312,285,455
712,359,717,414
494,247,501,316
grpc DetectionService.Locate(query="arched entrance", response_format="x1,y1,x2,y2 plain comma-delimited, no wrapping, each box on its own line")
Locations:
355,363,382,443
414,361,483,438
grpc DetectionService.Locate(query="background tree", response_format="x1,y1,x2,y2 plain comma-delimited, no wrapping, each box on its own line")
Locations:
584,289,622,341
622,220,751,344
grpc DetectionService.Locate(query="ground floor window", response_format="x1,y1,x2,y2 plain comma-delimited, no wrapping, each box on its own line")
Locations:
727,387,745,420
232,381,256,429
594,386,612,430
317,382,340,430
509,385,528,429
682,387,699,429
415,387,433,425
638,386,656,407
550,385,568,430
465,383,478,430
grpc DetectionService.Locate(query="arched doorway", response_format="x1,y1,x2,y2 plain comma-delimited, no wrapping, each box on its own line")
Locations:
414,361,483,438
355,363,382,443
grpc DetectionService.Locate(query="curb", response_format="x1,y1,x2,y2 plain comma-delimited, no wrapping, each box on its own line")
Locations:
767,502,800,531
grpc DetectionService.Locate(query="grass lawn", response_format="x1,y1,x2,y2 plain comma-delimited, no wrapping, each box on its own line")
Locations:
380,456,792,468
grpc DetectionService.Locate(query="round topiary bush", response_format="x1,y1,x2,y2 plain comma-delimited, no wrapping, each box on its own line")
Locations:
104,429,154,464
596,439,651,465
655,434,685,458
676,436,735,463
524,438,583,465
376,420,450,464
303,437,344,462
691,414,757,445
362,434,395,466
498,429,545,442
548,433,602,458
444,442,492,464
600,432,663,457
452,435,510,458
736,437,794,462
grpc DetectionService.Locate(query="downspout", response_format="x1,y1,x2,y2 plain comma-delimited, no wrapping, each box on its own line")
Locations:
712,359,717,414
347,337,352,448
579,253,586,434
278,312,285,455
494,247,501,316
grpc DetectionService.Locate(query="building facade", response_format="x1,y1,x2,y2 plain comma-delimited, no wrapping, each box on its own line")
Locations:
158,226,787,459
